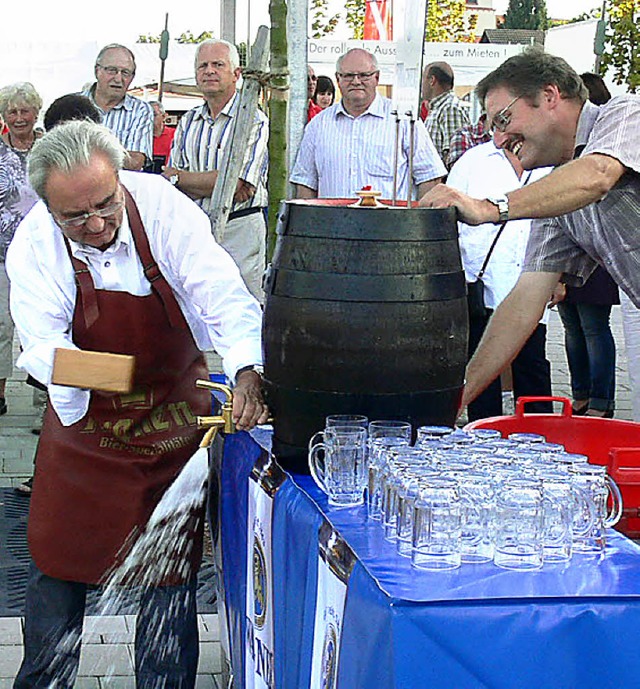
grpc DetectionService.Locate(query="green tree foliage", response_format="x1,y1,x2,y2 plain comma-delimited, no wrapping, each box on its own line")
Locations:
345,0,365,39
137,30,216,44
503,0,548,30
600,0,639,93
425,0,478,43
311,0,340,38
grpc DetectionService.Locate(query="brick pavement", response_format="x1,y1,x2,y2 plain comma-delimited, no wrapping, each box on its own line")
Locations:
0,308,633,685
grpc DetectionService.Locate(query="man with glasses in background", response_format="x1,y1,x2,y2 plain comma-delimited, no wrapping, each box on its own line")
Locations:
8,120,268,688
291,48,446,200
419,48,640,415
83,43,153,171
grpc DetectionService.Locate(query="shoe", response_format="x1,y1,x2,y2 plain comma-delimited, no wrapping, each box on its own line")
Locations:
14,477,33,496
0,397,6,415
584,409,614,419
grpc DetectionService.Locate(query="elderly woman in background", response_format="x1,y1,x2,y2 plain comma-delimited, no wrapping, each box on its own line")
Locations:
0,82,42,415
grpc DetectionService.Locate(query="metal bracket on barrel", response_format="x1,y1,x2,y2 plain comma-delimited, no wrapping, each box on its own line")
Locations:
196,379,237,436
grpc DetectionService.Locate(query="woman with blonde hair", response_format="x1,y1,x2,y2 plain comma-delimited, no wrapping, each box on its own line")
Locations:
0,82,42,415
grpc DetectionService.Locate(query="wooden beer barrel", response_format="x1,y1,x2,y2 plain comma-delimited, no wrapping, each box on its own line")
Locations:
262,199,468,474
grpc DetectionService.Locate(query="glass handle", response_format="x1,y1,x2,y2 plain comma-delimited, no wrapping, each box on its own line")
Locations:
605,475,623,528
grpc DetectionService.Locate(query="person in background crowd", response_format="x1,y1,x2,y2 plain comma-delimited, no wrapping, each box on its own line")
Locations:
419,49,640,416
0,82,42,418
421,61,471,169
43,93,102,132
9,120,268,688
149,100,176,172
447,112,492,169
15,92,103,497
307,65,322,121
163,39,269,302
449,140,553,420
291,48,446,200
555,72,619,418
0,112,7,135
83,43,153,171
313,75,335,109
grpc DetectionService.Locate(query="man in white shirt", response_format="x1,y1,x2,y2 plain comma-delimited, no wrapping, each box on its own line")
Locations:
8,120,268,689
163,39,268,301
290,48,446,200
448,141,553,419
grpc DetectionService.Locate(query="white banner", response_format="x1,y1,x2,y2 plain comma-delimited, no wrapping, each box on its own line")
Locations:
309,523,357,689
245,456,284,689
308,39,525,89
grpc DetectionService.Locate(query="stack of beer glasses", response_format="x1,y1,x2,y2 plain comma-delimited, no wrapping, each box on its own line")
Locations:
307,418,623,571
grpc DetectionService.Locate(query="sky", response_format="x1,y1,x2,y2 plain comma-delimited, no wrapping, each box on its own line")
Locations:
0,0,601,46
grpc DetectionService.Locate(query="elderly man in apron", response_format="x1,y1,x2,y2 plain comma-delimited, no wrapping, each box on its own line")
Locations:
7,120,269,689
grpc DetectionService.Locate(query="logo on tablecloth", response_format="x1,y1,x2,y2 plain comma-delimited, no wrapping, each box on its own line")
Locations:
253,534,268,630
321,621,338,689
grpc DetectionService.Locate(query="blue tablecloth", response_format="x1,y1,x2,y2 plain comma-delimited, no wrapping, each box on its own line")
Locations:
220,431,640,689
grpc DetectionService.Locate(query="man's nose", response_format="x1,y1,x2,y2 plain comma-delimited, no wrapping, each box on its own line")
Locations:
85,214,106,233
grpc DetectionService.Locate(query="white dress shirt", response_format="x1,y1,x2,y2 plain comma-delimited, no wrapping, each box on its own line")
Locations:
447,142,552,321
290,94,446,199
6,171,263,426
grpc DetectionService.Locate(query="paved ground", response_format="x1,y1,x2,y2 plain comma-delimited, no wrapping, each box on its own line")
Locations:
0,308,633,685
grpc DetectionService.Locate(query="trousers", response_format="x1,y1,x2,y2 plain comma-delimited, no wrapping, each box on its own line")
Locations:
13,562,199,689
467,309,552,422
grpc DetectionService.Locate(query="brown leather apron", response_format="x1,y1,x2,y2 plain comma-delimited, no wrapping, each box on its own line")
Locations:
28,187,210,584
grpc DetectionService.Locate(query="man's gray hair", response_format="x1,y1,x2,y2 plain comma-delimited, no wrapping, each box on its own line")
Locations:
336,49,379,73
28,120,126,201
95,43,137,71
194,39,240,71
149,100,165,113
0,82,43,118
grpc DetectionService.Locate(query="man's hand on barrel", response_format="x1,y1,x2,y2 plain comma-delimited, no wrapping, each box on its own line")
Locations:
233,370,270,430
419,184,499,226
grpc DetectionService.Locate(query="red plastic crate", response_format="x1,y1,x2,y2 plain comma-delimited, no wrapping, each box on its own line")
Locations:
464,396,640,538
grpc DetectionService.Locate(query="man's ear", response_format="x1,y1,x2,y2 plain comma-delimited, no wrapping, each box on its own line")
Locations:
542,84,562,110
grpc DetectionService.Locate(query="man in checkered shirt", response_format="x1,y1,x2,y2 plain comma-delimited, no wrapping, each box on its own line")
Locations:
422,61,471,170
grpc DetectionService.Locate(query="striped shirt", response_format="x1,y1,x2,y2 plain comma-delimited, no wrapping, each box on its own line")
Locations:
290,94,446,200
169,94,269,214
424,90,471,169
523,96,640,307
83,86,153,160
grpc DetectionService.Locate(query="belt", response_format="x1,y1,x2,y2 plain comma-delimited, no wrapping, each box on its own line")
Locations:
228,206,265,221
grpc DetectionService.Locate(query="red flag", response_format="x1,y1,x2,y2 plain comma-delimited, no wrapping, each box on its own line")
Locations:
363,0,393,41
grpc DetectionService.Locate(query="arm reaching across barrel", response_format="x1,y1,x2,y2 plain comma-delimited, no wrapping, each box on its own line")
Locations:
460,271,562,413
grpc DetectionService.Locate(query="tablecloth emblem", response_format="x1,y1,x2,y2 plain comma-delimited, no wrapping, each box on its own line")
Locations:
253,533,268,630
321,621,338,689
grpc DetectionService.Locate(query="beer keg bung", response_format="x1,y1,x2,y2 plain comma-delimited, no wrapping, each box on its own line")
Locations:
263,199,468,474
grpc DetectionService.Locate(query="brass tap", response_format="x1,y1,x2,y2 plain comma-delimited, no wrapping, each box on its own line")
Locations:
195,379,237,435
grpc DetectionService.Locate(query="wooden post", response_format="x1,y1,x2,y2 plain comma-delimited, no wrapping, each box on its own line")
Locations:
207,25,269,242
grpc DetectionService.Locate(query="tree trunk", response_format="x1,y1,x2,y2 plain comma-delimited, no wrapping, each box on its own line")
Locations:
267,0,289,260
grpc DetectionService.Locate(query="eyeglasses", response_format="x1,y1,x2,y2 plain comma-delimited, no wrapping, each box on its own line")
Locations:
54,199,125,230
97,65,135,79
337,71,379,82
490,96,520,133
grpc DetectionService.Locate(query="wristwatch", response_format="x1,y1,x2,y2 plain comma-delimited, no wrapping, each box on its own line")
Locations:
236,364,264,378
486,195,509,223
169,173,180,187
